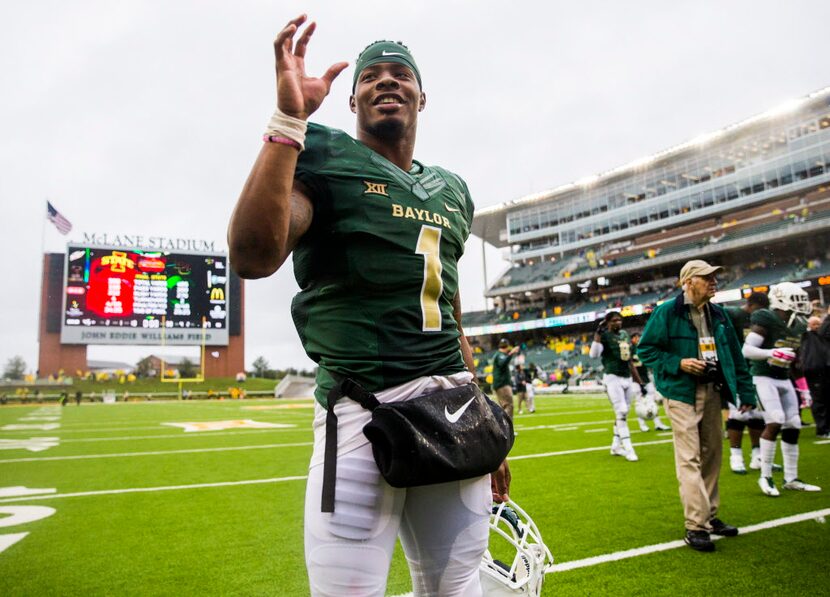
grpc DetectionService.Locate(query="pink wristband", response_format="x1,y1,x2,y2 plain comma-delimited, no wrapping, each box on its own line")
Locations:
262,134,301,150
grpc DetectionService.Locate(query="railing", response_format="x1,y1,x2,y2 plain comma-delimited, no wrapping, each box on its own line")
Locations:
486,215,830,297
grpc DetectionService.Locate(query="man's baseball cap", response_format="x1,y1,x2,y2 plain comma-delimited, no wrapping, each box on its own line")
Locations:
679,260,723,285
498,338,510,349
352,40,422,91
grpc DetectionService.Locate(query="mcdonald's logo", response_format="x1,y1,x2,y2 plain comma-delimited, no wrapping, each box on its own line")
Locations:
210,287,225,302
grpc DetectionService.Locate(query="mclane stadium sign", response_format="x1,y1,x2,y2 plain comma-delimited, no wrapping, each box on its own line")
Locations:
82,233,217,253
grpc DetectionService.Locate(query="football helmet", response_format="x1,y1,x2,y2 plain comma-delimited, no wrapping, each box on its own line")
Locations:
768,282,811,315
480,500,554,596
634,395,659,420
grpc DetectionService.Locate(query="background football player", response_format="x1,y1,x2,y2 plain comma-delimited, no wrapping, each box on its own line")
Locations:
724,291,775,474
630,332,671,432
742,282,821,496
590,311,643,461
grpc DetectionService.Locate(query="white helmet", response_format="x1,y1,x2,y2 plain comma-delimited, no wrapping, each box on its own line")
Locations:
768,282,811,315
480,500,554,596
635,395,659,420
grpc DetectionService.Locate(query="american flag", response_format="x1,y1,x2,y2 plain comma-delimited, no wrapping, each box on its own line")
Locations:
46,201,73,235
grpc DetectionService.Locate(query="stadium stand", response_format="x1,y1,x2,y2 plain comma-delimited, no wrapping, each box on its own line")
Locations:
464,87,830,384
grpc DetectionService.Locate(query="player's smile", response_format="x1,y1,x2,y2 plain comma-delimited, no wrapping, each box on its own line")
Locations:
351,62,424,137
373,92,406,111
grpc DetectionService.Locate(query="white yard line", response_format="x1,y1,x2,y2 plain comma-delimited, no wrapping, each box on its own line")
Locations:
0,442,313,464
0,475,309,503
0,440,675,502
549,508,830,573
56,428,304,443
513,408,609,419
515,420,617,432
510,439,673,460
1,436,674,467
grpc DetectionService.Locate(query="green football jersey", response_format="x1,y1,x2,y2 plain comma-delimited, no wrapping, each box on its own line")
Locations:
748,308,806,379
600,330,633,377
492,351,513,390
725,306,751,337
291,123,475,405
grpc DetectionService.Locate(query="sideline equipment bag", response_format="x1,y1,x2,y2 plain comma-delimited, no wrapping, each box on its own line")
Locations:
321,378,514,512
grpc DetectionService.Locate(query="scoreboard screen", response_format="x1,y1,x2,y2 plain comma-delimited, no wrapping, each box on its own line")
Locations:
61,245,229,346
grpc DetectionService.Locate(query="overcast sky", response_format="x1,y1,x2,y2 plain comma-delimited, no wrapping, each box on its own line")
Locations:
1,0,828,374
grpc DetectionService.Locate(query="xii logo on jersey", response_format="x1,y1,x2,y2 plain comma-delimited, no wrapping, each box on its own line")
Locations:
363,181,389,197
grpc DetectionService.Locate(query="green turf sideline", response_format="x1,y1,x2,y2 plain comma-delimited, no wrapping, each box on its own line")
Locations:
386,508,830,597
550,507,830,572
0,439,679,503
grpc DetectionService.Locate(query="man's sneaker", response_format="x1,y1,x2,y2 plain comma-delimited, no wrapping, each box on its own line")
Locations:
729,454,747,475
816,432,830,439
654,421,671,431
639,422,650,432
611,445,627,457
782,479,822,492
709,518,739,537
758,476,780,497
684,530,715,552
625,449,639,462
772,463,783,472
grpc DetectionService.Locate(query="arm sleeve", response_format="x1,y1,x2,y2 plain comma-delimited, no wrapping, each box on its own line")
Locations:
742,332,772,361
589,341,603,358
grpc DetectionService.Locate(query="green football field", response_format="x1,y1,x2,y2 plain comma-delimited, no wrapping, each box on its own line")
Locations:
1,395,827,596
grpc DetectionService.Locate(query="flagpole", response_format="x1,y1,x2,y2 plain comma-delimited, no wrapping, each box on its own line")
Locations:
37,199,48,379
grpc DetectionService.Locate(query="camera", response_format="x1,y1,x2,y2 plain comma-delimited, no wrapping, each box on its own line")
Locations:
700,361,722,388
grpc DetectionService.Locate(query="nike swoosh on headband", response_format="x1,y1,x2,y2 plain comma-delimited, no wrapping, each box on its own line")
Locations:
381,50,405,56
444,396,476,423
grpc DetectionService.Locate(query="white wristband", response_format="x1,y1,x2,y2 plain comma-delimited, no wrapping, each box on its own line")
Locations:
265,107,308,151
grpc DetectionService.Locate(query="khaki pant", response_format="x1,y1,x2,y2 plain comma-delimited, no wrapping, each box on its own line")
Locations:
495,385,514,420
664,384,722,531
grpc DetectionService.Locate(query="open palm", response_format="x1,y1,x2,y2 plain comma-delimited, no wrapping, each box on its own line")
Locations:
274,15,348,119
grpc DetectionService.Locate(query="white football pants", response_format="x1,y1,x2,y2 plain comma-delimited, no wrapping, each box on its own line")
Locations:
753,376,801,428
603,373,640,418
304,373,491,597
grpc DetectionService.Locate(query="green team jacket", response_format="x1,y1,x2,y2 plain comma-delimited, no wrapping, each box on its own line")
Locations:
637,293,756,407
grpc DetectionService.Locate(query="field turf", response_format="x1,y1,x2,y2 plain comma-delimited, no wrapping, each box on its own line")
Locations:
0,395,827,595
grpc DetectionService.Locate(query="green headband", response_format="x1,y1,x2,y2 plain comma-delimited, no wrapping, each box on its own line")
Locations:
352,40,422,92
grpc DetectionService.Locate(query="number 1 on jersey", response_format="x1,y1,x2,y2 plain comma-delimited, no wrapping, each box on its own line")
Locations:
416,225,443,331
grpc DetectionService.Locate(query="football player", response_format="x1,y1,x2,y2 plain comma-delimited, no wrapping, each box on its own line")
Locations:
228,16,510,596
630,332,671,432
723,291,774,474
590,311,643,461
493,339,520,419
742,283,822,496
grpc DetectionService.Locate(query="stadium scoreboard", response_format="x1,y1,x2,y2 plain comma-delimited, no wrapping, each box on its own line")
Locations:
60,245,229,346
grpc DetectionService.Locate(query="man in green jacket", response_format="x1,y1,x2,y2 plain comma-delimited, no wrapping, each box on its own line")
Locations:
639,260,757,552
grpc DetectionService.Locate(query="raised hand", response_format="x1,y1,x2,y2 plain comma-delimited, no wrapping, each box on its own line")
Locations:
274,15,349,120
